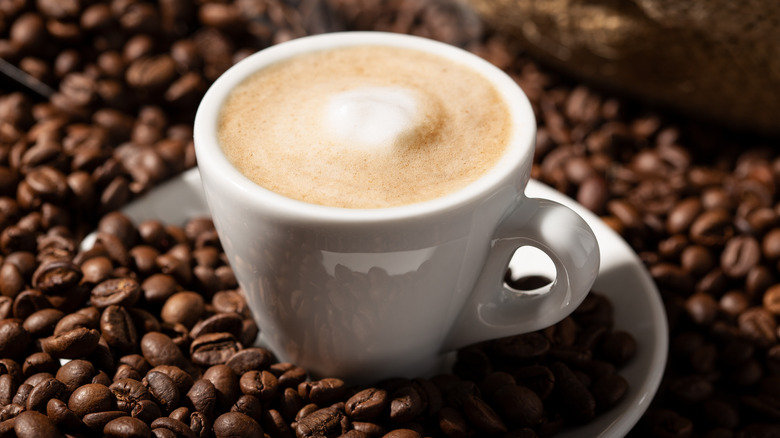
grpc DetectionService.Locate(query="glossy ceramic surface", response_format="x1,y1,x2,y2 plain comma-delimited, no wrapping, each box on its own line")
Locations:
192,32,599,382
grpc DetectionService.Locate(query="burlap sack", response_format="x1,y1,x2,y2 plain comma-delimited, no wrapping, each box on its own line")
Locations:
467,0,780,135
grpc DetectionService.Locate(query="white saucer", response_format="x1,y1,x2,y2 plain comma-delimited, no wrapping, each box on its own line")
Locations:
118,168,667,437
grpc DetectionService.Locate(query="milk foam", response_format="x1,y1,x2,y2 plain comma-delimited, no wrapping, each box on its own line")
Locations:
325,87,419,149
218,45,512,209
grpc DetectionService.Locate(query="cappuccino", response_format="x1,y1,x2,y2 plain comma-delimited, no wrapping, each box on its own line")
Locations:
217,45,512,208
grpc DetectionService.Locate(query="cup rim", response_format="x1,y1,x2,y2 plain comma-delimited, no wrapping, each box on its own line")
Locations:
193,31,536,223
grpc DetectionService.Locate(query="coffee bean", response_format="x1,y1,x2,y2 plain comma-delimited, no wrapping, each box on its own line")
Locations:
83,410,127,432
190,332,241,367
40,326,100,358
149,365,194,397
550,362,596,423
46,398,81,430
161,292,205,329
293,406,345,438
239,370,278,403
68,383,115,417
14,410,63,438
690,209,734,247
190,410,212,438
721,235,761,278
131,399,161,424
140,332,193,371
144,370,179,413
492,384,543,428
738,307,777,345
91,277,141,309
185,379,217,417
383,430,422,438
104,416,151,438
300,378,345,406
346,388,388,421
26,377,67,412
231,394,262,422
202,365,240,413
763,284,780,315
224,347,274,376
22,308,64,337
56,359,95,394
0,319,30,358
190,313,243,339
491,333,550,360
101,304,138,352
461,393,507,434
110,378,150,413
213,412,263,438
150,416,196,438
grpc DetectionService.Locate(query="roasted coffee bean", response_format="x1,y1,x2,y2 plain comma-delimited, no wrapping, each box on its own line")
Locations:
131,399,161,424
26,377,66,412
550,362,596,423
492,332,550,360
510,365,555,400
231,394,263,422
82,410,127,432
142,274,179,303
299,378,346,406
720,235,761,278
144,370,179,413
150,416,196,438
13,410,63,438
213,411,263,438
56,359,95,394
185,379,217,417
293,406,345,438
91,277,141,309
22,308,64,337
346,388,388,421
190,312,243,339
169,406,190,423
54,311,97,335
114,362,142,381
141,332,193,371
12,289,52,320
104,416,151,438
110,378,150,413
0,374,15,406
438,406,470,438
389,383,426,423
190,332,241,367
383,430,422,438
0,319,29,358
239,370,278,403
189,411,212,438
149,365,194,397
68,383,115,417
46,398,81,430
492,384,543,428
224,347,274,376
101,304,138,352
40,326,100,358
738,307,777,345
202,365,240,412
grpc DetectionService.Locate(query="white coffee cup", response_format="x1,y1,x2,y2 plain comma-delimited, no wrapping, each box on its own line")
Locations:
194,31,599,383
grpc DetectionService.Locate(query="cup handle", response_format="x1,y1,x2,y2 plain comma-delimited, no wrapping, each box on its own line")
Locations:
442,197,600,351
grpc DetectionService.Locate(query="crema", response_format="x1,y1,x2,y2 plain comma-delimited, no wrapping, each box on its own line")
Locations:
217,45,512,209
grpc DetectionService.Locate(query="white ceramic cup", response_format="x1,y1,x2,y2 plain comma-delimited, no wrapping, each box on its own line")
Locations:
193,31,600,383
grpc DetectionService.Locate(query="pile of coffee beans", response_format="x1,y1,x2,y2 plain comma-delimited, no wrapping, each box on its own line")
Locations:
0,0,778,437
0,209,634,438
